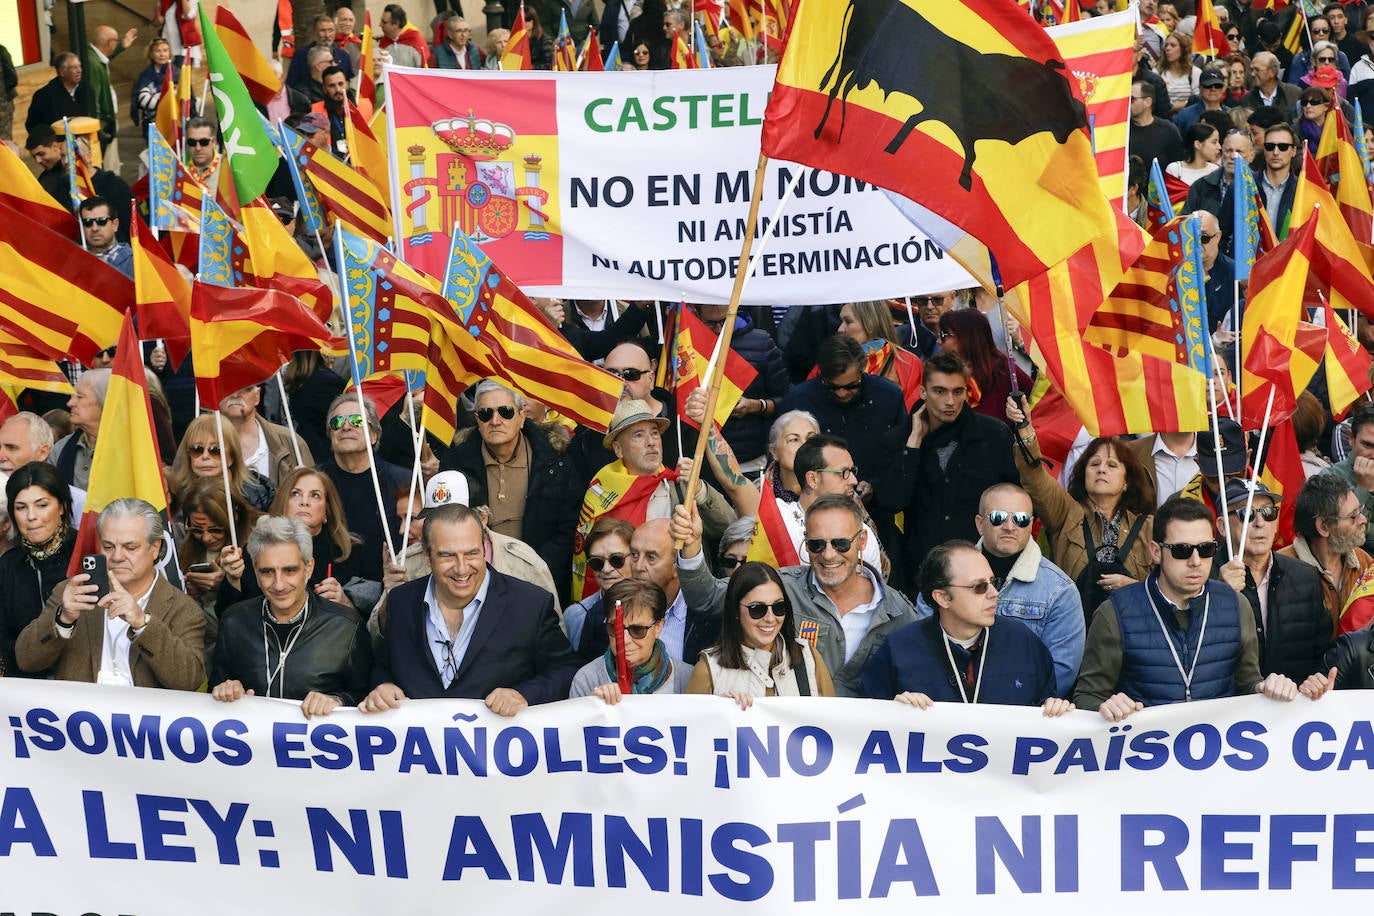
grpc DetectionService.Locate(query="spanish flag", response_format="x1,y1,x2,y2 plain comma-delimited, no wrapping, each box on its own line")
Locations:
763,0,1132,288
213,6,283,106
0,142,77,237
671,305,758,429
0,200,131,365
130,210,192,369
66,314,170,577
572,461,680,600
501,5,534,70
746,485,801,569
190,281,343,406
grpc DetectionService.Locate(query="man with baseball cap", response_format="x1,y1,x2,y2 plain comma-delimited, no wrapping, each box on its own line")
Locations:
1215,478,1333,683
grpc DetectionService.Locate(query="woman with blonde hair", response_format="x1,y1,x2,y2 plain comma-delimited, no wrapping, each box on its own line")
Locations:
170,413,273,512
835,300,923,409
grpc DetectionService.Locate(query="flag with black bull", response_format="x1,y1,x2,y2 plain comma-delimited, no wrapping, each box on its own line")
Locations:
762,0,1133,289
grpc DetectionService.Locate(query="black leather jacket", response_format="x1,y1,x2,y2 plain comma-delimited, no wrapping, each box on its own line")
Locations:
211,595,371,705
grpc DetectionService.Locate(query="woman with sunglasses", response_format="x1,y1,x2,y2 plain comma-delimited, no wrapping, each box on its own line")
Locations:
176,476,261,645
686,561,834,708
0,463,74,678
570,578,691,702
861,541,1069,714
1006,397,1156,621
170,414,274,514
565,516,635,659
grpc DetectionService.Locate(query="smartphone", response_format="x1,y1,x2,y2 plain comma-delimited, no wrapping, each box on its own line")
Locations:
81,554,110,600
186,562,214,574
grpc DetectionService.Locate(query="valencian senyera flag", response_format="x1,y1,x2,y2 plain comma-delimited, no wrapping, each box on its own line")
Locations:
761,0,1138,289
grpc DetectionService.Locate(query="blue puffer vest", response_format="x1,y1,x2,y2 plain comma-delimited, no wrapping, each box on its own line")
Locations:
1112,575,1241,706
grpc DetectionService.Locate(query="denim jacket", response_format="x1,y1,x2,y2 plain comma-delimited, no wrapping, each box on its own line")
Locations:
917,540,1085,696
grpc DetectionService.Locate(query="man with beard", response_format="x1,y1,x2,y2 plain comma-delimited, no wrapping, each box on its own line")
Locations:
1280,474,1374,635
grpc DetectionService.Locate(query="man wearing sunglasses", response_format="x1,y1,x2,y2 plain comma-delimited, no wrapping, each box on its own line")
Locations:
78,197,132,279
1279,473,1374,635
777,335,907,498
440,380,581,601
1076,497,1307,721
962,483,1085,697
673,493,918,697
1214,480,1332,685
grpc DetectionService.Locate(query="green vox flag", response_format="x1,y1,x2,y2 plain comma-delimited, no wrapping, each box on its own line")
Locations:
198,4,277,203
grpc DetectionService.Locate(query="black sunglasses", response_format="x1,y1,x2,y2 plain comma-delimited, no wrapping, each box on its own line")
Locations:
804,531,862,554
718,555,745,570
186,137,215,147
1159,541,1218,560
1232,504,1279,522
475,404,517,423
587,553,628,572
607,367,648,381
984,510,1032,528
742,600,788,619
1264,142,1293,151
81,216,113,227
606,621,655,639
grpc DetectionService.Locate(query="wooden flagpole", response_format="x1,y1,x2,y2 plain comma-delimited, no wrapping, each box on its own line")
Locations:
676,153,770,521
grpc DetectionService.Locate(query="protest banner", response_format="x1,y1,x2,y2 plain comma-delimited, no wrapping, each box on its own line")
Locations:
384,66,973,303
2,681,1371,912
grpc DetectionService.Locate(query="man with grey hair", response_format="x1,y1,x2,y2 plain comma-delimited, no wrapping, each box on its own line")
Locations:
15,497,204,689
318,393,407,582
441,379,582,601
362,503,578,714
211,516,371,718
53,368,112,490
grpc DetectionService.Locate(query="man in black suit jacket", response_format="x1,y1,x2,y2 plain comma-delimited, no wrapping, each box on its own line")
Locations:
361,503,577,715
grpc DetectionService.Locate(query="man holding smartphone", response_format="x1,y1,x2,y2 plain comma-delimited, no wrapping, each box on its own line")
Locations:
14,499,205,689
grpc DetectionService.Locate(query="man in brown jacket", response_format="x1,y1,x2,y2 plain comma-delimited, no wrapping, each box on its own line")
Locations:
15,498,205,690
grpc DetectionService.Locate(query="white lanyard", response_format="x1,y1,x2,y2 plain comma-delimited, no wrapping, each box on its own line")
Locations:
941,626,989,705
262,600,311,698
1146,587,1210,702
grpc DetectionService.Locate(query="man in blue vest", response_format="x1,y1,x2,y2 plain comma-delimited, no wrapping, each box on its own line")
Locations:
1075,496,1318,721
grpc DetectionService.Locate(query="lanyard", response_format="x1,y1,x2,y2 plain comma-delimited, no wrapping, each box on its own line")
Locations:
262,600,311,698
1146,588,1210,702
941,627,988,705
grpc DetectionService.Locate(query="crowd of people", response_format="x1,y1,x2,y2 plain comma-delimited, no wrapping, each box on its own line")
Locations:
1,0,1372,730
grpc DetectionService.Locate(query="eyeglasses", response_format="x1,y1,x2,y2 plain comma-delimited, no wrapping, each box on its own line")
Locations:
475,404,517,423
328,414,365,430
742,600,788,619
187,443,222,457
941,580,998,595
186,137,215,147
606,621,656,639
1232,504,1279,522
1199,232,1218,244
1263,142,1293,151
818,466,859,480
607,367,648,381
81,216,112,227
822,378,862,392
804,530,863,554
1158,541,1219,560
984,510,1033,528
1301,99,1328,107
718,555,745,571
587,553,628,572
187,525,226,538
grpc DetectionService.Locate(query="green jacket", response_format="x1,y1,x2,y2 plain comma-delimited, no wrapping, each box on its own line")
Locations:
83,42,126,144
